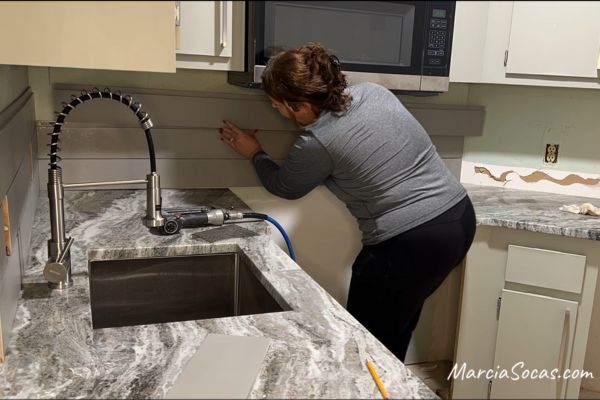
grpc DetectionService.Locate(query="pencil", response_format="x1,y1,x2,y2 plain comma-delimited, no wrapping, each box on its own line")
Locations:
366,360,390,399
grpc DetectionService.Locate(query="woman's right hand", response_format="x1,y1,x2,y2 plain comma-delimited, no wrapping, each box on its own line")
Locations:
219,120,263,159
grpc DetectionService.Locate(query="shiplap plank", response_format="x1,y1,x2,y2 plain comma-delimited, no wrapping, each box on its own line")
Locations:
38,159,281,189
0,128,14,197
37,125,463,160
431,136,464,159
407,103,485,137
1,90,35,198
0,88,32,131
53,86,484,136
443,158,463,180
53,88,295,131
37,126,298,160
38,156,461,189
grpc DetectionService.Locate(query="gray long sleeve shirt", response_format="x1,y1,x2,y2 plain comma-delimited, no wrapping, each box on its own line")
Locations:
252,82,466,245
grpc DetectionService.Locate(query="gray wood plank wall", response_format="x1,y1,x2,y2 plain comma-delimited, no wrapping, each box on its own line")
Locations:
1,90,35,197
0,88,39,358
36,85,483,189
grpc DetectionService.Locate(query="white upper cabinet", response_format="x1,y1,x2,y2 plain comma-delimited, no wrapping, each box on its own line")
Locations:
0,1,176,73
175,1,245,71
177,1,232,58
450,1,600,88
506,1,600,79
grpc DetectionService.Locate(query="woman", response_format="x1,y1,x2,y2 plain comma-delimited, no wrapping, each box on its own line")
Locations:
219,43,476,362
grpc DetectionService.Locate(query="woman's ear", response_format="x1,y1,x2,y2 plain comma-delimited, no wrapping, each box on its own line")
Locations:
296,102,314,114
282,100,298,113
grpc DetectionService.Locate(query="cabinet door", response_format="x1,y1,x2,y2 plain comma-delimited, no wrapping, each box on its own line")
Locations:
490,289,578,399
177,1,232,57
506,1,600,78
0,1,175,72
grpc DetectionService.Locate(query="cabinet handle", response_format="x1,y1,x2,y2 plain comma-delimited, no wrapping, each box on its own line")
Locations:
556,309,570,396
220,1,228,49
175,1,181,50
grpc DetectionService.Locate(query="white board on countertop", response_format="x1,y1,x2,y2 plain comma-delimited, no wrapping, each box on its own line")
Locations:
165,333,271,399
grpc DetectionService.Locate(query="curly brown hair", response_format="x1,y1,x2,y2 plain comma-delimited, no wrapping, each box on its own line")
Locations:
261,43,352,114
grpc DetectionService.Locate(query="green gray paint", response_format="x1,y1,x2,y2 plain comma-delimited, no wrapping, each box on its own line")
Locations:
463,84,600,174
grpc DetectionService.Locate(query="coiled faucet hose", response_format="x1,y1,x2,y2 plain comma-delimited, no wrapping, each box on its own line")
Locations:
48,88,157,172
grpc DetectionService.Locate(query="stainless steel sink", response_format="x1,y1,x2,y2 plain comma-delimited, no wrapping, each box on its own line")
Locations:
89,253,288,329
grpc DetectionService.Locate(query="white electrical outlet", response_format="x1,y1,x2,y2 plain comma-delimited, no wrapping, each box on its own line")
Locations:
543,143,560,166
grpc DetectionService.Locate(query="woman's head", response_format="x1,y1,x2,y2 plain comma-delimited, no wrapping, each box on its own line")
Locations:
262,43,352,124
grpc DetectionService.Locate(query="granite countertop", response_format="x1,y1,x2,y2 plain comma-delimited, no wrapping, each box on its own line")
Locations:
0,189,436,399
464,183,600,241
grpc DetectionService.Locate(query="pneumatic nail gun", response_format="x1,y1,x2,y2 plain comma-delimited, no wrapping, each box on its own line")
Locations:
159,207,245,235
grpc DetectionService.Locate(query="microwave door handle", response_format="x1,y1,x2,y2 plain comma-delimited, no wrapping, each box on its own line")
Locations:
220,1,227,49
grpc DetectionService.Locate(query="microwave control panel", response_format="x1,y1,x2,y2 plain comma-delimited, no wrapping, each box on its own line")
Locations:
425,4,453,71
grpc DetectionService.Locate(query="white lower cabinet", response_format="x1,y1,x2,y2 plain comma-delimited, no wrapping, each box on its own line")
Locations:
491,290,578,399
452,226,599,399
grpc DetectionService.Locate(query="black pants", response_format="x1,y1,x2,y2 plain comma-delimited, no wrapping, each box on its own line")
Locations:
346,195,476,362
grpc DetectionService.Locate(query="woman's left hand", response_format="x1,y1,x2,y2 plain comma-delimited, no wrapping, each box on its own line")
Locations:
220,120,263,159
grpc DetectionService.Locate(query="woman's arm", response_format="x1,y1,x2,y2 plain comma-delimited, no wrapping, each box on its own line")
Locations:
219,119,333,200
252,134,333,200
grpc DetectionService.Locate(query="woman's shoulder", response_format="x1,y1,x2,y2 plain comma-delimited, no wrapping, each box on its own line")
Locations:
344,82,399,115
346,82,397,108
348,81,389,95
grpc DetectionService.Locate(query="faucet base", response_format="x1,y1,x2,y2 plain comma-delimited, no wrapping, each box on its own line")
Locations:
143,216,165,228
48,279,73,290
45,237,74,290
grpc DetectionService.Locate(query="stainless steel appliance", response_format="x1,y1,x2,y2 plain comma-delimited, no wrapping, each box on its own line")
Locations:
228,1,456,93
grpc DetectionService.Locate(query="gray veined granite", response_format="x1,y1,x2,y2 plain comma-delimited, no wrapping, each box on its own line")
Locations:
0,189,437,399
464,183,600,241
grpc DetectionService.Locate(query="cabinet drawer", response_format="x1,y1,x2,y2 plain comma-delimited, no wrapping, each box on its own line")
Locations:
506,245,585,294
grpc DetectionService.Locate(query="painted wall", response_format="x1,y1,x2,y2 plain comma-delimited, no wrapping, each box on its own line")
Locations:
461,84,600,198
464,84,600,174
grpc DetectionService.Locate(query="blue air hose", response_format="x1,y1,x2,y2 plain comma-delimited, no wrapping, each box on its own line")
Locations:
242,213,296,261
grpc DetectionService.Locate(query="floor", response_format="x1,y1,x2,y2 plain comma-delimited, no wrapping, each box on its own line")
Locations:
580,388,600,399
406,360,600,399
406,360,452,399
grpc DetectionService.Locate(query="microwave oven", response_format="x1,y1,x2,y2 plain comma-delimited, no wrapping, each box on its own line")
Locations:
228,1,456,93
